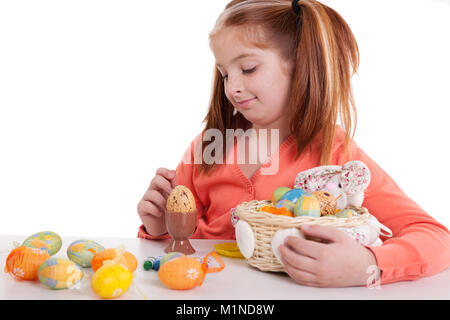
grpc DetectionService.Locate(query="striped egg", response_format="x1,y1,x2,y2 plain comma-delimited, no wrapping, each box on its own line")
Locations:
22,231,62,256
38,258,83,289
294,195,321,217
67,239,105,267
159,252,185,268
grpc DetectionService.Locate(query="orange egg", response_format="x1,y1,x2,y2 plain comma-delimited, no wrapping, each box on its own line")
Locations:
158,256,206,290
4,246,51,280
91,248,137,272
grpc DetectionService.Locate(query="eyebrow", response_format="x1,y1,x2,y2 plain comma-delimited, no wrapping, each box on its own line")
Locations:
216,53,259,68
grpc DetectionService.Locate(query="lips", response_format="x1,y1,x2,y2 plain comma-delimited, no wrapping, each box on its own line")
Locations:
236,97,256,107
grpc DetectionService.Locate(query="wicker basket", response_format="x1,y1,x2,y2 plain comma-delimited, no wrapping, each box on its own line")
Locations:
234,199,374,272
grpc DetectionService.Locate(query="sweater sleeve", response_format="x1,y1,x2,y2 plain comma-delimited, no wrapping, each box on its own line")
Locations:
340,141,450,285
137,135,205,240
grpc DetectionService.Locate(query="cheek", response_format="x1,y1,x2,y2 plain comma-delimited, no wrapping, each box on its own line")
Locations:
258,77,290,110
223,84,233,103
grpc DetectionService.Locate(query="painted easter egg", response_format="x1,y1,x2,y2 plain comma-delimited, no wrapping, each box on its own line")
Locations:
91,262,133,299
91,248,138,272
311,190,337,216
275,199,296,212
160,252,185,268
67,239,105,267
4,246,50,280
22,231,62,256
158,256,205,290
294,195,321,217
38,258,83,289
271,187,291,204
275,189,307,212
279,188,307,204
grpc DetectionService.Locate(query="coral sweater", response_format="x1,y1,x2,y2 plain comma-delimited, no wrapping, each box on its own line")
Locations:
138,126,450,285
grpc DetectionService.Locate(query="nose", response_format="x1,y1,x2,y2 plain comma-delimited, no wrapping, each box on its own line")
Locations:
225,74,243,96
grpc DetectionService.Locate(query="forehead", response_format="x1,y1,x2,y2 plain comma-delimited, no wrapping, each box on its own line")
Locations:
210,26,270,67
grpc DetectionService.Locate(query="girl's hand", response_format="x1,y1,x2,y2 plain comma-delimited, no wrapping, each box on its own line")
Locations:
137,168,176,233
278,224,378,288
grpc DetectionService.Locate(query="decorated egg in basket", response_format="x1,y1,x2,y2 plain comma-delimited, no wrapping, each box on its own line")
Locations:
294,195,321,217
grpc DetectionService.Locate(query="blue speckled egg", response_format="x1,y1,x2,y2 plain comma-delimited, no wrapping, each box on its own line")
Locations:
279,189,307,205
67,239,105,267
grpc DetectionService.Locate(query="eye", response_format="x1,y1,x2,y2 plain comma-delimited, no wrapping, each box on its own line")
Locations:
243,67,256,74
221,67,256,83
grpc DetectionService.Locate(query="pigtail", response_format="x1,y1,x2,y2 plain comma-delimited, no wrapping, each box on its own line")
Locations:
289,0,359,165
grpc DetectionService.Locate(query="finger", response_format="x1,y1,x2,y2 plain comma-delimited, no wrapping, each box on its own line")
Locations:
284,236,324,260
149,175,173,197
301,224,349,244
156,167,176,182
280,256,318,286
170,176,177,189
138,199,164,217
278,244,318,274
142,190,167,213
139,209,165,231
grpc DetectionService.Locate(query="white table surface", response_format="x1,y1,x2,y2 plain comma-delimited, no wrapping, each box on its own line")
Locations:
1,234,449,300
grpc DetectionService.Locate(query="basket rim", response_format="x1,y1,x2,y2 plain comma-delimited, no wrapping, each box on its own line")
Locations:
234,199,370,228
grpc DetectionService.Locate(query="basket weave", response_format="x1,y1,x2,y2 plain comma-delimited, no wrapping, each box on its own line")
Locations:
235,199,371,272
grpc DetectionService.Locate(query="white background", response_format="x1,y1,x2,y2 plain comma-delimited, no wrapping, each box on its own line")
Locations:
0,0,449,238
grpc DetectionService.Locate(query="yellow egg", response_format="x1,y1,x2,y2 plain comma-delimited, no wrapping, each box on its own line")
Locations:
91,262,133,299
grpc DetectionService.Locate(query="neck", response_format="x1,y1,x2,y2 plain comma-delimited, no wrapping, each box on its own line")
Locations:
251,119,291,147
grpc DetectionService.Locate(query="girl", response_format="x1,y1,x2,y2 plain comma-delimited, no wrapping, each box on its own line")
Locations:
137,0,450,288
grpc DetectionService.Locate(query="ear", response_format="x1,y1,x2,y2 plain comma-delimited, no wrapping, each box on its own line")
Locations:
340,161,371,194
294,165,341,193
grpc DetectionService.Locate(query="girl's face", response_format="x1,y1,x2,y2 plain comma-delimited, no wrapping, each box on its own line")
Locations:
211,27,294,129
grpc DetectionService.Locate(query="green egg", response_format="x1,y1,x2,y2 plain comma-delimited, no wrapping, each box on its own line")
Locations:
67,239,105,268
272,187,291,204
22,231,62,256
160,252,185,267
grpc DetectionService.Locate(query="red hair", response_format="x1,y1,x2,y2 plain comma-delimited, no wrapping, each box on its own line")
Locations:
199,0,359,175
